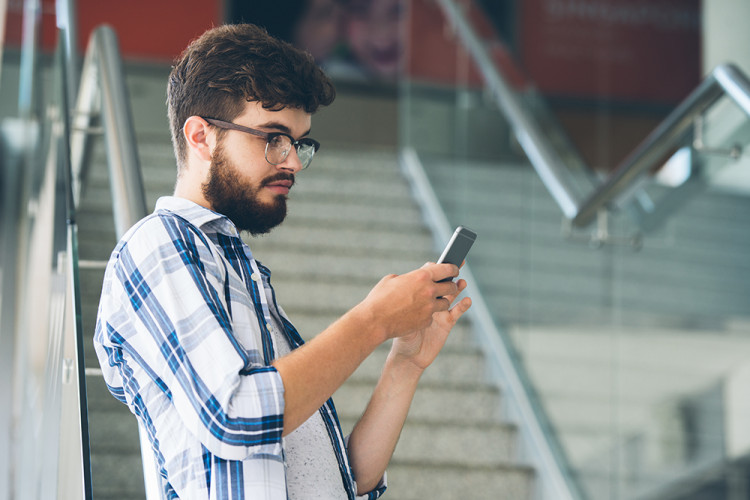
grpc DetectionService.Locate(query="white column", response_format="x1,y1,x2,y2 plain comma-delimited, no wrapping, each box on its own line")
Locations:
702,0,750,193
702,0,750,75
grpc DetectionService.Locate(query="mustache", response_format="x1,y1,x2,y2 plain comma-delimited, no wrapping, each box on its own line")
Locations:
261,172,295,188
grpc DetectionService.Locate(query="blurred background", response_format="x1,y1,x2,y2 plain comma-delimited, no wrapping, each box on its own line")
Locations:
1,1,749,499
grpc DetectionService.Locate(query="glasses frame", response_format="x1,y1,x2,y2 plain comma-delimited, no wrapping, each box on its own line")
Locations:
202,117,320,169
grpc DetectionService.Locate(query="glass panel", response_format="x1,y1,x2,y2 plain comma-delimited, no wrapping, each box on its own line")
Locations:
0,2,21,497
401,1,750,499
1,0,46,495
1,1,90,498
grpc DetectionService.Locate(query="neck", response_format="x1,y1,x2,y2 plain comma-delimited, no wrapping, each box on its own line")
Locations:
174,167,211,209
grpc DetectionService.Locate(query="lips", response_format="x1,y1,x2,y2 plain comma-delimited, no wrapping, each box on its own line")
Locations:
263,176,295,196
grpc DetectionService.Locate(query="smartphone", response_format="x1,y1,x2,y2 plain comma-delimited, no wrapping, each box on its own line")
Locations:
437,226,477,281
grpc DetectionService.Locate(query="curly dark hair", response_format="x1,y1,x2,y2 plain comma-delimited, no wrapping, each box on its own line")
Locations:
167,23,336,170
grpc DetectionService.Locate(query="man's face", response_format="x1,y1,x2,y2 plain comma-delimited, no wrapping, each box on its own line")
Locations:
202,102,312,235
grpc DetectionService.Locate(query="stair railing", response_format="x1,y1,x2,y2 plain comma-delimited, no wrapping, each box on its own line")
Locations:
72,24,163,500
1,0,91,497
71,25,147,235
571,64,750,227
400,148,584,500
414,2,750,500
436,0,750,231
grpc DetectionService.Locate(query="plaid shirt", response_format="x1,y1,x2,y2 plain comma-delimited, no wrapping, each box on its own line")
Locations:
94,196,386,500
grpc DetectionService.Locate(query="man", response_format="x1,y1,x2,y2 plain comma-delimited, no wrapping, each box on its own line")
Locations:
94,23,471,500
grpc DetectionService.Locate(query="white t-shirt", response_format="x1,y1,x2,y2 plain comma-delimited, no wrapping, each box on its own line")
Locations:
265,287,349,500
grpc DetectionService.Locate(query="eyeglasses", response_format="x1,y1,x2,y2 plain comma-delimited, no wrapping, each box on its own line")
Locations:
202,117,320,170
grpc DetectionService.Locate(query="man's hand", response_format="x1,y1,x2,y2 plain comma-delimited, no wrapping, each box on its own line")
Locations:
355,263,461,344
390,277,471,372
274,262,464,436
346,270,471,493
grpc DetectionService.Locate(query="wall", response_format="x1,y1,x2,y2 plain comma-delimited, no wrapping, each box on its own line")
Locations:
701,0,750,195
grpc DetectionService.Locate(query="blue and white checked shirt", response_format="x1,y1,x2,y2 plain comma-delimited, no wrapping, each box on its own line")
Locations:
94,196,387,500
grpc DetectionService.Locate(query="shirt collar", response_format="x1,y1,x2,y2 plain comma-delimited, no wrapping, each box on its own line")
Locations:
154,196,240,237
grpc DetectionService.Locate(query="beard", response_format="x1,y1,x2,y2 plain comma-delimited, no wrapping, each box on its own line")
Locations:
202,143,294,235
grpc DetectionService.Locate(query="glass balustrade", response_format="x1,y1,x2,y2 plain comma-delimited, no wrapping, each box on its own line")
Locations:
400,1,750,499
3,0,750,498
1,1,91,498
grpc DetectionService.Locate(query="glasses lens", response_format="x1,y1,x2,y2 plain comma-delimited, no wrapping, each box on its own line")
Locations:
296,139,318,169
297,149,313,169
266,134,292,165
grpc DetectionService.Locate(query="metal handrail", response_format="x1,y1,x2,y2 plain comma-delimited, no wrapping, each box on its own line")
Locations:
436,0,750,230
72,25,147,235
420,2,750,498
572,64,750,227
435,0,583,219
72,24,160,500
401,148,583,500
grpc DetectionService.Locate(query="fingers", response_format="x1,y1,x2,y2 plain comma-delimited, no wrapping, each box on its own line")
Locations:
366,264,468,339
435,296,452,313
446,296,472,325
434,279,458,298
453,278,468,297
452,296,472,316
433,281,472,323
433,278,467,305
420,262,460,283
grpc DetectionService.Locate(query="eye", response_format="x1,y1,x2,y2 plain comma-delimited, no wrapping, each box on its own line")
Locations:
268,134,290,150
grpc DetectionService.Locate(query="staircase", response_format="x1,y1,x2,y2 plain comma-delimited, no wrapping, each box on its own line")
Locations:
77,67,536,500
419,154,750,500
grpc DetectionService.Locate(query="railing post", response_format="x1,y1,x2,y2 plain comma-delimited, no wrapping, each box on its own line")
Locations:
92,25,148,235
74,23,155,499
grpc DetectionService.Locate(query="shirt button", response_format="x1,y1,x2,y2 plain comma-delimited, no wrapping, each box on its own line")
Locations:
251,272,260,282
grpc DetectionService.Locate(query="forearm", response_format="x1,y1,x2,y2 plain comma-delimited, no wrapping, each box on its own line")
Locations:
272,304,385,435
347,352,424,494
273,265,460,438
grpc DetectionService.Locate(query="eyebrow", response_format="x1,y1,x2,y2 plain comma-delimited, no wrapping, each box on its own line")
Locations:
254,121,311,138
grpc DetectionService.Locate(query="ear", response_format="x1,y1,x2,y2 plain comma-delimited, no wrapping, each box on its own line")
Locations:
183,116,215,163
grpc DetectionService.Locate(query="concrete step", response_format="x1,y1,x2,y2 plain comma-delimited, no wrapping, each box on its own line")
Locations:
333,381,503,425
86,374,146,499
384,461,534,500
90,451,146,500
270,278,401,317
392,421,518,467
250,224,435,259
339,417,519,467
276,311,477,347
249,248,432,284
350,342,487,387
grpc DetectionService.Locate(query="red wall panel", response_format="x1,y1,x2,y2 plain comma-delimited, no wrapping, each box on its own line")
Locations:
5,0,221,62
519,0,701,104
